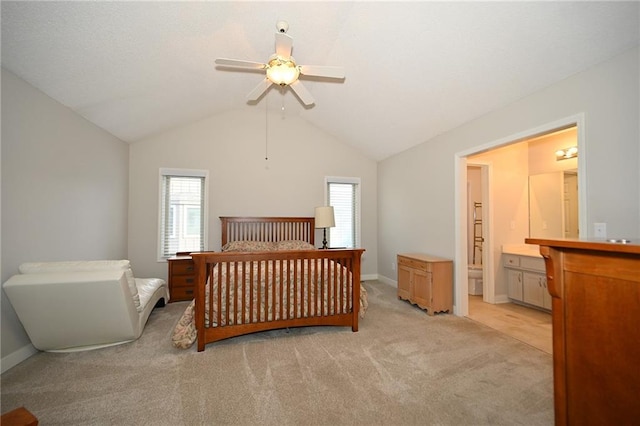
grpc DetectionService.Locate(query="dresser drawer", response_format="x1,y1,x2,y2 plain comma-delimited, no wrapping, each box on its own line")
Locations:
171,286,195,301
398,256,430,272
171,261,195,275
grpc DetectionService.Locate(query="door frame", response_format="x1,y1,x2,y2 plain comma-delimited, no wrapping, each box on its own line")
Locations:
454,113,586,316
466,161,493,303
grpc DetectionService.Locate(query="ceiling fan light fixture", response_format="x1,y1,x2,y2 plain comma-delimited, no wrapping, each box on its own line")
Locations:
266,56,300,86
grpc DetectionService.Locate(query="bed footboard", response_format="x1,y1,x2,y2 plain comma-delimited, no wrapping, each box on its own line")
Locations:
192,249,364,351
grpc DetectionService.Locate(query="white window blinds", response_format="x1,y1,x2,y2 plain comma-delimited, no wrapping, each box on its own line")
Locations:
159,170,207,258
327,177,361,248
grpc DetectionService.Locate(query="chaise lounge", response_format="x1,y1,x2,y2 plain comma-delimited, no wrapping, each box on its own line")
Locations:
3,260,169,352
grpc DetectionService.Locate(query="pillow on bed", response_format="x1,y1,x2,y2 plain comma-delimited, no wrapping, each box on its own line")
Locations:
275,240,316,250
221,240,316,252
221,241,276,252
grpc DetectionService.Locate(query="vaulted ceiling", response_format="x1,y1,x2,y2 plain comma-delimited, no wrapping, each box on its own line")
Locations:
2,1,638,160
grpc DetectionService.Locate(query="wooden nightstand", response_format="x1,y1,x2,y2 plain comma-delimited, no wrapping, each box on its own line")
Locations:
167,253,196,302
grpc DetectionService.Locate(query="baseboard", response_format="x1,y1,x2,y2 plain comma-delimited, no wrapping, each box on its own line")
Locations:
361,273,379,282
1,343,38,374
494,294,510,304
375,274,397,287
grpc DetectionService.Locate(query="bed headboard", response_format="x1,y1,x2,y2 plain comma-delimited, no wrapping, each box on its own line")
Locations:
220,217,315,246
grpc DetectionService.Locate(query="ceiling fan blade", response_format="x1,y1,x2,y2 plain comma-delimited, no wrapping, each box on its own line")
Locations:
275,32,293,59
299,65,345,79
247,78,274,102
215,58,265,69
289,80,315,106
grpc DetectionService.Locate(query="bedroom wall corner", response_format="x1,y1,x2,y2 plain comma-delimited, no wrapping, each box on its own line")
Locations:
1,68,130,365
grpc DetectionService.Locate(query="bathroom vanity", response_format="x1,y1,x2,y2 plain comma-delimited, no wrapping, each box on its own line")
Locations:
524,237,640,425
502,244,550,311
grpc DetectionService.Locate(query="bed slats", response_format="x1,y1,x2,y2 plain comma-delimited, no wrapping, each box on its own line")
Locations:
192,249,363,351
220,217,315,246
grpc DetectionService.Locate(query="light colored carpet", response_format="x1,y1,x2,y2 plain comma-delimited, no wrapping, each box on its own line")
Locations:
1,281,553,425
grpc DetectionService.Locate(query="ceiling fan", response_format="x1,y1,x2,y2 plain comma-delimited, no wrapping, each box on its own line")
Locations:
215,21,345,106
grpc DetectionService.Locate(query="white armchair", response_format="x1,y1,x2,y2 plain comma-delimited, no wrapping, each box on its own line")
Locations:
3,260,169,352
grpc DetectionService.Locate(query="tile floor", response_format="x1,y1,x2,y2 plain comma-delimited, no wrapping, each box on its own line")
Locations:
467,295,552,354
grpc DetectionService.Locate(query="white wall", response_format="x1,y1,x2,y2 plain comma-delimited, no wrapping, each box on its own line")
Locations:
528,128,578,175
377,46,639,310
128,108,378,281
1,69,129,368
470,143,530,297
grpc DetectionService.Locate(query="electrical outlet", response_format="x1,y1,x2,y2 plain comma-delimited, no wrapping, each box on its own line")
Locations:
391,262,396,271
594,223,607,238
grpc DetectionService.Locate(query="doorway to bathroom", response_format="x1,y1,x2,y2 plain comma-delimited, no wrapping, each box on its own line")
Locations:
455,115,585,351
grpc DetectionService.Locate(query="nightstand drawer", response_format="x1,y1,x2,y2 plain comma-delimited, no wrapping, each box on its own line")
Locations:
171,261,195,275
171,275,196,287
167,256,196,302
171,286,195,301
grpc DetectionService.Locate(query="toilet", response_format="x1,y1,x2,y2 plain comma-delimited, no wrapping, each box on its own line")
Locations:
468,264,483,295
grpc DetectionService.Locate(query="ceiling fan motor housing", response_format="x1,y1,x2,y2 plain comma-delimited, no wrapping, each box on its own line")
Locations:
276,20,289,33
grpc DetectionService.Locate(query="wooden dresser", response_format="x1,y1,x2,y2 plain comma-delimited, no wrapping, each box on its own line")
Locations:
167,254,196,302
525,237,640,425
397,253,453,315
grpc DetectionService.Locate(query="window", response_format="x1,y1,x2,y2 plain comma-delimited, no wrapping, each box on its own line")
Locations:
326,177,361,248
159,169,208,260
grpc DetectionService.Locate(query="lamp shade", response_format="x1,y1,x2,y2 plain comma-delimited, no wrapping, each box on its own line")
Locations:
314,206,335,228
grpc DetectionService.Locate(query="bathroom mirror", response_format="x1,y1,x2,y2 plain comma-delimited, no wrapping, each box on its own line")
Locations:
529,171,578,238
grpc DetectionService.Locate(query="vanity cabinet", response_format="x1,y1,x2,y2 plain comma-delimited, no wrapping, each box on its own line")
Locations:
506,269,523,301
523,272,551,309
397,253,452,315
503,253,550,311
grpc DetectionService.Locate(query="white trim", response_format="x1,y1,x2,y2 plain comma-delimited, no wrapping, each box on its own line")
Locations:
157,168,209,262
376,274,397,287
466,161,495,304
454,156,468,316
454,113,586,317
324,176,362,248
1,343,38,373
361,273,379,282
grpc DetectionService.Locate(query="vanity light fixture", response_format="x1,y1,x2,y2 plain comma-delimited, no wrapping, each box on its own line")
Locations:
555,146,578,161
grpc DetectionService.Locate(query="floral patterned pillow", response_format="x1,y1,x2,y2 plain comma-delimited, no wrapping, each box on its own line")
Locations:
221,241,276,252
275,240,317,250
221,240,316,252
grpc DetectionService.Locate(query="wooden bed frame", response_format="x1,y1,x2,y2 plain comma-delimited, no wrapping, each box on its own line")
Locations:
191,217,364,352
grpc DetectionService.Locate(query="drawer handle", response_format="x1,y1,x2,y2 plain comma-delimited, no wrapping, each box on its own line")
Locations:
186,278,194,283
186,266,194,271
185,289,193,295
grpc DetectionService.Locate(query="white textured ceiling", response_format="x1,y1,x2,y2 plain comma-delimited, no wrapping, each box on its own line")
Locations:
2,1,639,160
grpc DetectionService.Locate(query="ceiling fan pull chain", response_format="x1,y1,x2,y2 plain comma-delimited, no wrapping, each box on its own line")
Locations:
265,95,269,164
